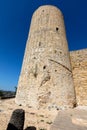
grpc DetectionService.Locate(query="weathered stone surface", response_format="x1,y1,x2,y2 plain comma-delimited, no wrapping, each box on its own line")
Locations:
70,49,87,106
15,5,76,109
50,109,87,130
7,109,25,130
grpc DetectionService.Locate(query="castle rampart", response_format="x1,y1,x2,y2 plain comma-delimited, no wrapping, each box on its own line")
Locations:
70,49,87,106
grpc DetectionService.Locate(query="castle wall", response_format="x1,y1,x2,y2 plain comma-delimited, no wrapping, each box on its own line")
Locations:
15,5,76,109
70,49,87,106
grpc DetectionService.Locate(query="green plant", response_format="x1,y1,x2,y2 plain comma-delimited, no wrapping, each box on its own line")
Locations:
0,90,3,97
14,86,17,94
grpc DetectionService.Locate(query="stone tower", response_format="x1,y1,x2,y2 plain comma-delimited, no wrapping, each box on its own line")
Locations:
15,5,76,109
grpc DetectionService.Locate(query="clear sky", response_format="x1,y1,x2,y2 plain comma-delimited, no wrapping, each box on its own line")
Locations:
0,0,87,91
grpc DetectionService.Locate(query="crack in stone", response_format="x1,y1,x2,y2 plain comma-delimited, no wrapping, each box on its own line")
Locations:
49,59,72,73
40,75,51,87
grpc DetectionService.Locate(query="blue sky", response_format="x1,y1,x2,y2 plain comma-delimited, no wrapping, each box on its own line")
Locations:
0,0,87,91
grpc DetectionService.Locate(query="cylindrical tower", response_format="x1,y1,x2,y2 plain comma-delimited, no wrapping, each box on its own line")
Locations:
15,5,76,109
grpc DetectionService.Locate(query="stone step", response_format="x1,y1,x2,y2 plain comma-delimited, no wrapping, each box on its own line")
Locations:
50,109,87,130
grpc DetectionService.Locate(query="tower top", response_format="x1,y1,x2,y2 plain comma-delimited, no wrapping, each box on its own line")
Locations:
32,5,63,17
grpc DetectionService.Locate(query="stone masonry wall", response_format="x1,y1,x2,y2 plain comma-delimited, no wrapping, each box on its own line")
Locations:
15,5,76,109
70,49,87,106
